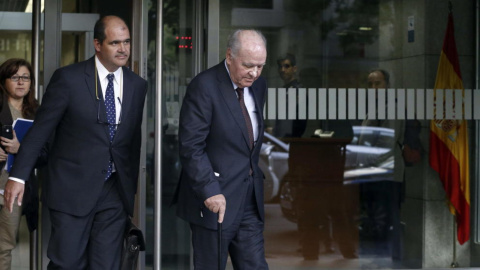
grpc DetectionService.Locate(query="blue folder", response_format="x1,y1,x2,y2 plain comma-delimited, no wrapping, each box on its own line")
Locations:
6,118,33,172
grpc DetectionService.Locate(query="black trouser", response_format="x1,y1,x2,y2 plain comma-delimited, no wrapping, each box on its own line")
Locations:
297,182,358,259
47,175,128,270
190,176,269,270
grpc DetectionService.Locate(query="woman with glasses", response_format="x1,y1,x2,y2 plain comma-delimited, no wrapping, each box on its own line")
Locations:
0,58,44,270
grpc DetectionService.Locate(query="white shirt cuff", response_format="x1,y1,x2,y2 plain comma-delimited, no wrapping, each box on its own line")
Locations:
8,177,25,184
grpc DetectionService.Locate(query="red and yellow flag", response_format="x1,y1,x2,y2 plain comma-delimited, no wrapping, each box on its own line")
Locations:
429,12,470,245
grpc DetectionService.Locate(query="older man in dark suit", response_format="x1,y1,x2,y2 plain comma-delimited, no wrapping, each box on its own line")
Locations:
174,29,269,269
3,16,147,269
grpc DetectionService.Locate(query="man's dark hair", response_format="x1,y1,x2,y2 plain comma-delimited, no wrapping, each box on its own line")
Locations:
93,16,128,44
369,68,390,87
277,53,296,67
94,17,107,44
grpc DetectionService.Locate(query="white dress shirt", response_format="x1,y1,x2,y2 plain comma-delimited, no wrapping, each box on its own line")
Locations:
95,57,123,174
225,62,259,146
95,56,123,124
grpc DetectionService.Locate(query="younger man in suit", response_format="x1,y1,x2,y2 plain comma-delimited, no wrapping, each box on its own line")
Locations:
4,16,147,269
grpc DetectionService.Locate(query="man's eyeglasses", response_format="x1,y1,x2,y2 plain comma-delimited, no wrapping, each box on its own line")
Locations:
278,64,291,69
9,75,31,82
97,97,122,127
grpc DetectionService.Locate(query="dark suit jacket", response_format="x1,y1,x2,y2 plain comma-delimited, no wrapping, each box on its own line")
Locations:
9,57,147,217
174,61,266,230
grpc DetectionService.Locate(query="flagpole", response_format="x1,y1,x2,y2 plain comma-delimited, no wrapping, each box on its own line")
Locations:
451,217,458,268
448,2,459,267
448,3,458,267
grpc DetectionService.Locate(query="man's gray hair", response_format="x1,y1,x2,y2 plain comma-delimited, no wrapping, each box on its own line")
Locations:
227,29,267,58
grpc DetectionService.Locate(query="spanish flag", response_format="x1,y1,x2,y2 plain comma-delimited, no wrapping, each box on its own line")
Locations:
429,12,470,245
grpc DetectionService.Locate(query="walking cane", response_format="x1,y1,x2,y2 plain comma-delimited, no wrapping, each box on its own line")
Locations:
218,213,222,270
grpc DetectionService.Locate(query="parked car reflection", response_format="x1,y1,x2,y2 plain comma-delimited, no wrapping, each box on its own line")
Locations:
344,156,395,239
260,132,289,202
345,126,394,169
260,126,396,239
261,126,394,202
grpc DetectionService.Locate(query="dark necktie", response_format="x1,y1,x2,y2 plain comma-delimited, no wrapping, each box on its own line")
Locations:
236,87,254,150
105,73,116,180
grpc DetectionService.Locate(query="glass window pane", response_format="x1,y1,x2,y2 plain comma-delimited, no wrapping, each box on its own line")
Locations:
146,0,195,268
212,1,478,269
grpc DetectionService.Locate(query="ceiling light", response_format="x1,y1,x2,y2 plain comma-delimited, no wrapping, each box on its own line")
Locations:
359,27,372,31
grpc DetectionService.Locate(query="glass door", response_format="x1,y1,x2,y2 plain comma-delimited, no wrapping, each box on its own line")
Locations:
1,1,141,269
145,0,200,269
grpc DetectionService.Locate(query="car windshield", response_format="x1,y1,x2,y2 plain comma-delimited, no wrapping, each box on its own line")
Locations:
352,126,395,148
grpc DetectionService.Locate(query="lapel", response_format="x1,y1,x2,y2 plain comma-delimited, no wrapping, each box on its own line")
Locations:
84,57,137,142
84,57,97,102
217,62,262,152
84,57,111,140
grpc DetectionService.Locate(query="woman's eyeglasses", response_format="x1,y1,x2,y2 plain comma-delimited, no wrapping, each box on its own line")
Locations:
97,97,122,127
9,75,31,82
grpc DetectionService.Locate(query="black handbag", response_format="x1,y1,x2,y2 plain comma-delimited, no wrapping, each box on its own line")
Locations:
121,218,146,270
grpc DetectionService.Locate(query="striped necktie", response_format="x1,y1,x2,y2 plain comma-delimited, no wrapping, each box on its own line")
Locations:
236,87,254,150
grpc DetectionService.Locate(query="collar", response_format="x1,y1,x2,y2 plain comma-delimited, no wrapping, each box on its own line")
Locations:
224,60,241,90
95,56,122,82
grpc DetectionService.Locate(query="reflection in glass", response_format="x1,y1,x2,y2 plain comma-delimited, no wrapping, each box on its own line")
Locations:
146,0,194,268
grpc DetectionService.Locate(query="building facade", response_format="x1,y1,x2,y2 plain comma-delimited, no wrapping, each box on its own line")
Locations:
1,0,480,269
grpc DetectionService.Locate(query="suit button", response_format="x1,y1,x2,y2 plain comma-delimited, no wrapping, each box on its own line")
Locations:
102,169,107,174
